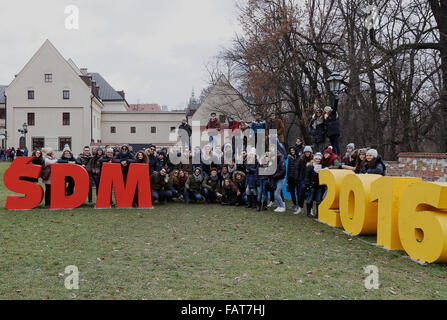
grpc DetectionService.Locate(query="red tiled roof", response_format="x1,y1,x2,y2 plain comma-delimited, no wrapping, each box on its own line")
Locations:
128,104,161,112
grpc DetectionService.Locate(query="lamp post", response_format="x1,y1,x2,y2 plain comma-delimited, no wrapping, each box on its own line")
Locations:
18,122,28,150
327,72,343,101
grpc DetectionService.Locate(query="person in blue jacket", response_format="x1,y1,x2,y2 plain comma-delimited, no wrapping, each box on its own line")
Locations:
250,112,267,149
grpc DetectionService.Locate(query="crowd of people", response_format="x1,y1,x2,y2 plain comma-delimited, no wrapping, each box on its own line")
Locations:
0,147,29,161
19,111,386,219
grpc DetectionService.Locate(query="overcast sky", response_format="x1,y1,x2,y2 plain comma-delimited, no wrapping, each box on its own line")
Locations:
0,0,242,109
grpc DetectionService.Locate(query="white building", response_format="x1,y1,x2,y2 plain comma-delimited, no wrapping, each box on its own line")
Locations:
3,40,185,155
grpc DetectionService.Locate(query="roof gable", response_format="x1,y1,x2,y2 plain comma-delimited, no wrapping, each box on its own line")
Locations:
89,73,125,101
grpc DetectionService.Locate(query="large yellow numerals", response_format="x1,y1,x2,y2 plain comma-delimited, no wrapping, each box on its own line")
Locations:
318,170,354,227
339,174,381,236
370,177,422,250
398,182,447,263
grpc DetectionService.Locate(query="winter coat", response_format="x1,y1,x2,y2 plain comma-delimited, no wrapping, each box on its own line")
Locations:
43,156,58,184
326,99,340,137
309,117,326,144
77,153,92,167
293,144,305,157
297,155,313,181
155,157,168,173
206,119,222,136
272,155,286,180
266,118,285,143
148,153,157,175
179,123,192,137
322,154,340,169
287,154,300,182
361,156,386,176
185,168,203,193
232,171,246,193
57,153,80,165
202,175,221,193
250,120,267,135
304,162,322,189
150,172,170,191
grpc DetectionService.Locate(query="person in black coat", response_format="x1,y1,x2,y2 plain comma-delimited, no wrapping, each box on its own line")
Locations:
295,146,314,214
179,119,192,152
114,145,135,180
287,147,300,211
147,145,157,175
324,99,341,156
304,152,324,218
309,109,326,153
292,138,305,158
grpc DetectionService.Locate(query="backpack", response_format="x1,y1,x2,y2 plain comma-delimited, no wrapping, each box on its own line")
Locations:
41,165,51,181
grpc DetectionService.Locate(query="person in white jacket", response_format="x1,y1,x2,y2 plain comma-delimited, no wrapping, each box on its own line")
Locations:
41,147,58,207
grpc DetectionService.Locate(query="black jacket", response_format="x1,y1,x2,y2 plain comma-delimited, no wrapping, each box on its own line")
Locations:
179,123,192,137
304,163,320,188
272,155,286,180
287,154,300,181
326,99,340,137
309,118,326,144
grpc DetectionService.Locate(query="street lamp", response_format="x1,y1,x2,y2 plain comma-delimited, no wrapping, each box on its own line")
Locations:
18,122,28,150
327,72,343,98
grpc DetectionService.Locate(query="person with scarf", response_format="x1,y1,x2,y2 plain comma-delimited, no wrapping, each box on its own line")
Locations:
342,143,355,165
184,167,204,204
322,147,340,169
361,149,386,176
220,165,232,187
309,108,326,153
304,152,324,218
202,168,222,204
293,138,305,158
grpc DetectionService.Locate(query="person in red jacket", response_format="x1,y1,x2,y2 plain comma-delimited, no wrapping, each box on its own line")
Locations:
206,113,222,151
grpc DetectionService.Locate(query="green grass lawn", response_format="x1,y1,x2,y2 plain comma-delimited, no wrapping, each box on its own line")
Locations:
0,163,446,300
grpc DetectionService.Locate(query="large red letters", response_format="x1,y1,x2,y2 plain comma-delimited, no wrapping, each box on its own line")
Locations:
4,157,44,210
50,164,90,209
96,163,152,209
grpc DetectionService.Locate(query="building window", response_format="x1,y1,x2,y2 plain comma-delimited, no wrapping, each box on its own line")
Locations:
63,112,70,126
0,109,5,120
59,137,72,151
111,126,116,134
170,127,176,133
32,137,45,150
28,90,35,100
63,90,70,100
131,127,136,134
45,74,52,83
219,115,226,123
151,127,156,134
27,113,35,126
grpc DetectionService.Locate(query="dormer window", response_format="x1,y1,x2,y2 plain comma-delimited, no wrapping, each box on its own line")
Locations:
45,74,52,83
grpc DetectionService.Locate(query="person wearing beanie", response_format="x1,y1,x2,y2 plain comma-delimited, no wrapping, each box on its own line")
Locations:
341,149,359,171
322,147,340,169
309,108,326,153
304,152,324,218
361,149,386,176
294,146,314,214
324,99,341,156
342,143,355,164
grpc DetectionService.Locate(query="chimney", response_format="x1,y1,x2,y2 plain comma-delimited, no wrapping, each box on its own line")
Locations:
80,68,88,75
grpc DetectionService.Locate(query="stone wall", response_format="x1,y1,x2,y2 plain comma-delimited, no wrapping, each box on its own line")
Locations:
385,153,447,182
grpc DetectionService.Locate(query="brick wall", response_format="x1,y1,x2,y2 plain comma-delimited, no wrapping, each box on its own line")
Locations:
385,153,447,182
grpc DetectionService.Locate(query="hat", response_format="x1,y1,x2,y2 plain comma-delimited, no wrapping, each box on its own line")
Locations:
314,152,323,159
324,147,334,155
63,144,71,153
303,146,313,153
347,143,355,150
366,149,378,158
324,106,333,112
358,148,367,155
